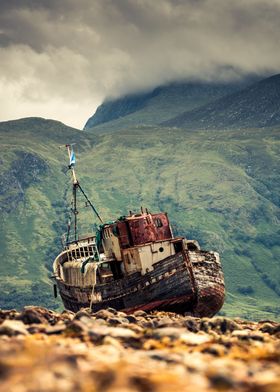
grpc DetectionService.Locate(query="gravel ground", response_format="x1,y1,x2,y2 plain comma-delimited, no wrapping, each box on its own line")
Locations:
0,306,279,392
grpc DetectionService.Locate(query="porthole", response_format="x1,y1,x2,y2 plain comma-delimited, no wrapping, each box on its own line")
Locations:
159,247,164,253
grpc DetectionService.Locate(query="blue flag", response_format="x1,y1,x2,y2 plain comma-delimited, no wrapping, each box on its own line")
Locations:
70,148,76,166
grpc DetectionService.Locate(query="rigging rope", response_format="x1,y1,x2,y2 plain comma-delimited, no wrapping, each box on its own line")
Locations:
89,261,103,312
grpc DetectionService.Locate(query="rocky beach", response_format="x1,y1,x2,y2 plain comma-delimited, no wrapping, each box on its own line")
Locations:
0,306,279,391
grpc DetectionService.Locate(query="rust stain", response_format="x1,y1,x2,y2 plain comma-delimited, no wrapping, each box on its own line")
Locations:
117,213,172,248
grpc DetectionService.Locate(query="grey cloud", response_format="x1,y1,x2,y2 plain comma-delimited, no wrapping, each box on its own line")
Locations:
0,0,280,128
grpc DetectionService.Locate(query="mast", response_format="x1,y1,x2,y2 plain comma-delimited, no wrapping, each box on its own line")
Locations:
66,144,79,241
64,144,103,244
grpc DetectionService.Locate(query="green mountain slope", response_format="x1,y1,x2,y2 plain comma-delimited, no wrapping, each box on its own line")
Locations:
0,118,279,320
84,79,256,133
164,74,280,129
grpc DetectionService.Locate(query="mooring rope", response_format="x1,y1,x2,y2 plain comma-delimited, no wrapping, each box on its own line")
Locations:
89,262,103,312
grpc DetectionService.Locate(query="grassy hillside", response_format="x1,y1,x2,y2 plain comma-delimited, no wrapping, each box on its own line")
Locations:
85,79,255,133
0,118,279,320
164,74,280,129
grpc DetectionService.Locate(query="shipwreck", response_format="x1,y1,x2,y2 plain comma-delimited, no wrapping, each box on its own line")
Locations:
52,146,225,316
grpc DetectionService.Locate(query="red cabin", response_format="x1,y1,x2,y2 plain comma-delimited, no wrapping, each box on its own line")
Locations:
116,212,173,249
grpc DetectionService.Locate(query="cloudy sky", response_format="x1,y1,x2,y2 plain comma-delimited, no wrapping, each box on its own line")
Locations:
0,0,280,129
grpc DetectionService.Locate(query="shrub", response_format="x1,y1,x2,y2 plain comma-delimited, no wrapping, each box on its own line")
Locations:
237,285,254,295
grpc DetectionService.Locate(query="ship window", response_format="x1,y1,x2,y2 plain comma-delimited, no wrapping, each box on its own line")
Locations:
188,242,198,251
159,247,164,253
154,218,163,228
112,225,119,236
84,247,89,257
174,241,183,253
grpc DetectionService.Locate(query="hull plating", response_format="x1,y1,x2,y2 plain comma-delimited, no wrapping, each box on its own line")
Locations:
54,250,225,317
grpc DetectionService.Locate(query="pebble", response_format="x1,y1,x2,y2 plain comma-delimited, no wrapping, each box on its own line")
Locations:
107,317,129,326
60,309,75,321
16,306,58,325
94,308,115,320
201,344,227,357
133,310,147,317
0,320,28,336
64,320,88,337
106,307,118,314
208,372,236,389
154,317,175,328
180,332,211,345
125,315,137,324
232,329,265,341
183,317,200,332
44,325,67,335
73,309,91,320
88,325,138,344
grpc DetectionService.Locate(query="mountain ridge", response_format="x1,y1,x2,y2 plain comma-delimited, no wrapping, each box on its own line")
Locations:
164,74,280,129
84,77,261,132
0,117,80,133
84,74,280,133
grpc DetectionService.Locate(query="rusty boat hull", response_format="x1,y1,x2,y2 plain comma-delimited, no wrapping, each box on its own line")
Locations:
54,249,225,317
